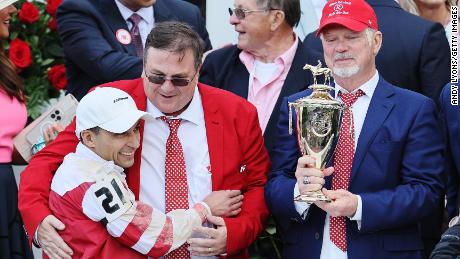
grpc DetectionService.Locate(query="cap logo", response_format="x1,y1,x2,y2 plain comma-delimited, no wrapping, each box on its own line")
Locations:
334,4,343,11
328,1,351,17
113,97,128,103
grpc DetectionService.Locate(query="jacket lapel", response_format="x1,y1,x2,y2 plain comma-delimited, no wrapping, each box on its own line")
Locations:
266,40,312,132
126,79,148,199
263,40,315,154
227,53,250,98
99,0,137,55
199,84,224,191
349,78,395,183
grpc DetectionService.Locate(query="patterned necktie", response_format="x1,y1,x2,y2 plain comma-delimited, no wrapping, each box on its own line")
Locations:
330,89,365,252
161,116,190,259
128,13,143,57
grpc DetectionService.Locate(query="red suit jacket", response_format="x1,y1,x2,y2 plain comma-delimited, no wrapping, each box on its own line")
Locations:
18,79,270,258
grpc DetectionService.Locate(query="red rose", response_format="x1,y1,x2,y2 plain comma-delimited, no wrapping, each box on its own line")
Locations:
8,38,32,69
48,16,57,31
47,64,67,90
18,2,40,24
46,0,63,16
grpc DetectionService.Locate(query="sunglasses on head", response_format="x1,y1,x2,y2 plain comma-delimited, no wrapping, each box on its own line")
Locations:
145,70,198,87
228,7,277,20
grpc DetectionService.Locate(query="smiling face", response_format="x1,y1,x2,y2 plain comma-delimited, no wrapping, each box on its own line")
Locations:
321,25,381,84
229,0,272,52
0,5,17,40
143,47,198,116
82,122,141,168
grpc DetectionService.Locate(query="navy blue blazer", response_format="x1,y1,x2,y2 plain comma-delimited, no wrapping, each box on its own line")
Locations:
303,0,450,101
441,83,460,219
57,0,212,100
265,77,445,259
199,41,321,159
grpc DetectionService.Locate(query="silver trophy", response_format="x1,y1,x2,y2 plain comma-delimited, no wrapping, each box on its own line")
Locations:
289,61,344,203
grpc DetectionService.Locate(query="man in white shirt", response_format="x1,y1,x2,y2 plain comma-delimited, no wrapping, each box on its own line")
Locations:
265,0,445,258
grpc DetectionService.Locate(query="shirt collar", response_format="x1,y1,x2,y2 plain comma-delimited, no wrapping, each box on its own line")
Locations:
147,86,204,126
334,70,379,99
239,32,298,70
115,0,154,26
75,142,125,174
277,33,298,67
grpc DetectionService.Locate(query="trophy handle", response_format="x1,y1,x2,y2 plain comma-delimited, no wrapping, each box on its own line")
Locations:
288,102,294,135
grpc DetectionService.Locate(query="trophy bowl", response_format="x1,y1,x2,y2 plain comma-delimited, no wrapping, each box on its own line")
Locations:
289,62,344,203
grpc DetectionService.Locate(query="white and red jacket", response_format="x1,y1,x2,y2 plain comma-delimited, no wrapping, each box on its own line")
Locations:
48,143,209,259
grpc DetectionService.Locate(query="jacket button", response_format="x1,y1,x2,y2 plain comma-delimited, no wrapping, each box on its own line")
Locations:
315,232,320,240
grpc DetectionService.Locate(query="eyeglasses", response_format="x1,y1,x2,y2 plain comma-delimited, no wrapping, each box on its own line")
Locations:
228,7,277,20
145,70,198,87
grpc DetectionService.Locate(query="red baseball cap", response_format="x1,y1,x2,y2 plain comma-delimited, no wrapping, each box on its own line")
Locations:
316,0,378,36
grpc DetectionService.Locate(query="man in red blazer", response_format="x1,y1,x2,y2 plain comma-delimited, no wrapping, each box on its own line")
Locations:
18,21,270,259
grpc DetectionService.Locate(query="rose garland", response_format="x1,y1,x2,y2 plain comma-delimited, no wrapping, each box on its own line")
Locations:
3,0,65,118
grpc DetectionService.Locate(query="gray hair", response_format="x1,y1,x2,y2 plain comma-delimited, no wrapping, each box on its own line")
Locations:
364,28,376,47
256,0,301,27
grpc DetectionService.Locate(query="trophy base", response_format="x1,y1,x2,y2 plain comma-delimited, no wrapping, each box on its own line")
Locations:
294,190,331,204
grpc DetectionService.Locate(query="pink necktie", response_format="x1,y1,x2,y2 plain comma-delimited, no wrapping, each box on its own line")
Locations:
128,13,143,57
330,89,365,252
161,116,190,259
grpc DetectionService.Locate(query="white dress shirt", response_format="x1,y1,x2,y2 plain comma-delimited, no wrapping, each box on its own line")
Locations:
140,87,216,259
115,0,154,47
293,71,379,259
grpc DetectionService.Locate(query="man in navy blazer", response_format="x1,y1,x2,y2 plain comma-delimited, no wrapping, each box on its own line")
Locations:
441,83,460,220
200,0,319,159
302,0,450,101
57,0,212,100
265,1,445,258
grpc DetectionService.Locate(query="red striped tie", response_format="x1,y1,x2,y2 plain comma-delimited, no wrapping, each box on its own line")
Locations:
330,90,365,252
161,116,190,259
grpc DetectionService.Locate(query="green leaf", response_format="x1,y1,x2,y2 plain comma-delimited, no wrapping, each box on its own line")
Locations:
41,58,55,67
46,43,64,58
30,35,40,46
265,226,277,235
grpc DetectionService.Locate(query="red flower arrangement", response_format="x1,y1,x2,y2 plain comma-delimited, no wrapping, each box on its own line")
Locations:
18,2,39,24
47,64,67,90
4,0,65,118
48,17,57,31
45,0,62,16
8,38,32,69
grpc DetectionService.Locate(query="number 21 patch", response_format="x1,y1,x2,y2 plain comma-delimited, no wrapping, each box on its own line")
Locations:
92,172,133,223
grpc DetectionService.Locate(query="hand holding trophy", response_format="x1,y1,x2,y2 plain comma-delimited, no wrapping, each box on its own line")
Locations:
289,61,344,203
